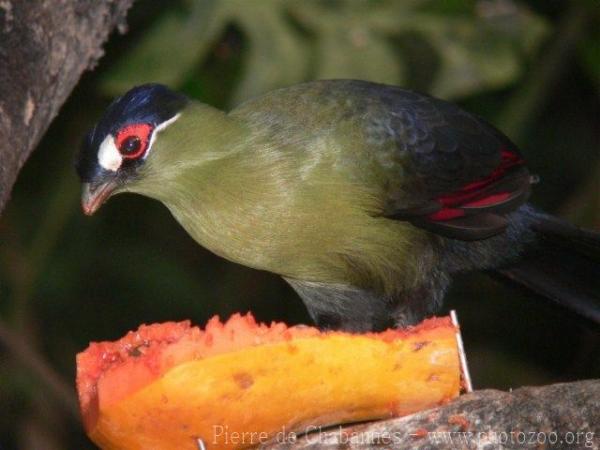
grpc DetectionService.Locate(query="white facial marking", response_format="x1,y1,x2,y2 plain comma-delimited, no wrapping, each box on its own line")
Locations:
145,113,181,160
97,134,123,172
96,113,181,171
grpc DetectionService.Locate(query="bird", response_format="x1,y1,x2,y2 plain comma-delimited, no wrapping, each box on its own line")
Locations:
75,80,600,331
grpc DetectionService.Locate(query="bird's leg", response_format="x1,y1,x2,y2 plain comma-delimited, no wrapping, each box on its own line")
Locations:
284,278,397,332
285,267,451,332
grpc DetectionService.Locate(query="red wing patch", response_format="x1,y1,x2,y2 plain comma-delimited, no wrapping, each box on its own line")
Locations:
389,149,532,241
429,150,525,221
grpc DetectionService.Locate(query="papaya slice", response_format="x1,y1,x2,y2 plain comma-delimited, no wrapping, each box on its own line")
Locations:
76,313,460,450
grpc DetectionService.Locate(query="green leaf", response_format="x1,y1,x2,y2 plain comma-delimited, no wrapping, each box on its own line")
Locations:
100,0,549,102
403,6,549,98
292,1,405,85
315,29,404,85
100,0,221,95
223,0,309,104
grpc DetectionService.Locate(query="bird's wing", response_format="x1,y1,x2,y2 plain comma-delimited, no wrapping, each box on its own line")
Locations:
232,80,531,241
349,81,532,241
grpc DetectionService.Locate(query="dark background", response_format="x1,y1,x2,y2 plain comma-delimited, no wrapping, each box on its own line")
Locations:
0,0,598,448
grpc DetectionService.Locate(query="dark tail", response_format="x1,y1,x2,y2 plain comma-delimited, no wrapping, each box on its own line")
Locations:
495,212,600,323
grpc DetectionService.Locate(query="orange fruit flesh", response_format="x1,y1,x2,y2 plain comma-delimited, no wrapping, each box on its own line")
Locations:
77,314,460,450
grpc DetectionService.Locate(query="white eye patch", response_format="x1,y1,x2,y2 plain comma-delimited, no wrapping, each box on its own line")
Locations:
97,134,122,172
96,113,181,172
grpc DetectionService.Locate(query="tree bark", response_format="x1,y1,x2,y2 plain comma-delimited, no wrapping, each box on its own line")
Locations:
0,0,134,215
262,380,599,449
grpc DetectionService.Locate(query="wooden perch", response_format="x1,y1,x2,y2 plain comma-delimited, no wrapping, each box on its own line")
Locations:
0,0,134,215
262,380,599,449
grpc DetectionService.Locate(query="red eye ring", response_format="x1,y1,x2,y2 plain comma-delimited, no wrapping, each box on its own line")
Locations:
116,123,154,159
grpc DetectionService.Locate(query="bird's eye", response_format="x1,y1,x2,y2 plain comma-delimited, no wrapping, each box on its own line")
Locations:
120,136,141,155
115,123,154,160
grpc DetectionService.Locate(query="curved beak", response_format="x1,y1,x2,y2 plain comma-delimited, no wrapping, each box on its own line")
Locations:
81,180,118,216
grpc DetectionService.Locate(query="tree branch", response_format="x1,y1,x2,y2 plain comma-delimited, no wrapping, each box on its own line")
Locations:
0,319,79,420
262,380,599,449
0,0,134,215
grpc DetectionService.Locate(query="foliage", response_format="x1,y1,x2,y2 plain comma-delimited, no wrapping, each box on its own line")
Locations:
101,0,548,103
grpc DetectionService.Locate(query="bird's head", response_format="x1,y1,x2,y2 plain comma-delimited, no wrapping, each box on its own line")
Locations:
75,84,189,215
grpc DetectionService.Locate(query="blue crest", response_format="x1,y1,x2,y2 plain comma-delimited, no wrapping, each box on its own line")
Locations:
76,84,188,182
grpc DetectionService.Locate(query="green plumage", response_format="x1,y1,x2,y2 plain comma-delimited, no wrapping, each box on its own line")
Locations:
128,83,429,298
82,80,600,330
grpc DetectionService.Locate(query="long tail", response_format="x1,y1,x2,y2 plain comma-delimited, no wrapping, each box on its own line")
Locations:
495,211,600,323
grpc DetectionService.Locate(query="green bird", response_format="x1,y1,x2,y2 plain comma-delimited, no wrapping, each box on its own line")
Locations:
76,80,600,331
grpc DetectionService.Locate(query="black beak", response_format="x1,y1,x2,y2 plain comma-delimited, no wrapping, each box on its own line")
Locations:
81,180,118,216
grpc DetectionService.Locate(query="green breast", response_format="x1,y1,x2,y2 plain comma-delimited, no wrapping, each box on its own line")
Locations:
131,87,431,296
